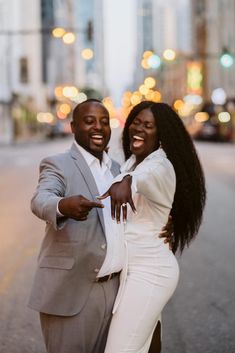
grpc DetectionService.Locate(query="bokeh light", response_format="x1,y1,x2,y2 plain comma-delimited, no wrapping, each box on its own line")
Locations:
37,112,54,123
139,84,149,95
62,32,76,44
62,86,78,98
59,103,71,115
163,49,176,61
173,99,184,111
147,55,161,69
211,88,227,105
218,112,231,123
81,48,94,60
110,118,120,129
52,27,66,38
194,112,209,122
144,77,156,89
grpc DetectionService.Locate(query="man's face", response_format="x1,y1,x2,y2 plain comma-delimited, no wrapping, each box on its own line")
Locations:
71,101,111,159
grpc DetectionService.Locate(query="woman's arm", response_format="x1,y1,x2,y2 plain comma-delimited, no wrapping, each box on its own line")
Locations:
98,160,175,223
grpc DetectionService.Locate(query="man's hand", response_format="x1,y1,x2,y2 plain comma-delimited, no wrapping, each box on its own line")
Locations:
98,175,136,223
58,195,104,221
159,215,174,250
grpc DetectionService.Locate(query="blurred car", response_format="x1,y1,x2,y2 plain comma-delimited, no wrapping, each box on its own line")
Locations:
194,120,221,142
193,101,233,142
46,121,71,139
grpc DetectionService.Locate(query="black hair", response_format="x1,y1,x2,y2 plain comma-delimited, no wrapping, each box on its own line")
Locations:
72,99,104,121
123,101,206,253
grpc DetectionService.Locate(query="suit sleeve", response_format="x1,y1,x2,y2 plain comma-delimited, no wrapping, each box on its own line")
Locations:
31,157,67,230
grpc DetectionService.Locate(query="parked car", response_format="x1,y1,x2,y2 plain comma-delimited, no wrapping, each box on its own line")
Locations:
193,101,233,142
194,120,222,142
46,121,71,139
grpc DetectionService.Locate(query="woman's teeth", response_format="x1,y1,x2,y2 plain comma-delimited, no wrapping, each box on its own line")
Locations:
132,135,144,148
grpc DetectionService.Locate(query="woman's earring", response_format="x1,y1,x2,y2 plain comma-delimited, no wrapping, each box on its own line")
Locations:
159,141,162,148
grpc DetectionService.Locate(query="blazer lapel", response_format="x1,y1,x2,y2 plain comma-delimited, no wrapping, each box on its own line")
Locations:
69,144,105,234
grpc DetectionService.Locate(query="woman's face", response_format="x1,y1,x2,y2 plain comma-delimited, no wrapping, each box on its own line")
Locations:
128,108,158,163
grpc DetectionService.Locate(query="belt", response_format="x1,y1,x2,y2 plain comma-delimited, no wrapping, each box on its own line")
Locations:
95,271,121,283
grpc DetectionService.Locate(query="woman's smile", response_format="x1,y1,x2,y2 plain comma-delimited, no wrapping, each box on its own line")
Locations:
131,135,145,149
129,109,158,164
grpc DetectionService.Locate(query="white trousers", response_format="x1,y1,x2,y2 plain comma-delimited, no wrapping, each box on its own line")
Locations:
104,244,179,353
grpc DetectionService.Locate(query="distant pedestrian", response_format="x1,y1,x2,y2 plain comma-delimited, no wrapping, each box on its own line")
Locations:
98,101,206,353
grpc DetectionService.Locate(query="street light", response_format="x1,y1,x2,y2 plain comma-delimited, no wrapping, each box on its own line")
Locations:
52,27,66,38
81,48,94,60
147,54,161,69
163,49,176,61
62,32,76,44
220,47,234,68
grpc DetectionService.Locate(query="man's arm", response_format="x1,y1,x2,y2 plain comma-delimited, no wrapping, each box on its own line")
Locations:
31,157,103,230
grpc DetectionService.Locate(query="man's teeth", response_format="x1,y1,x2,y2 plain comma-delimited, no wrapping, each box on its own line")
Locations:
92,135,103,139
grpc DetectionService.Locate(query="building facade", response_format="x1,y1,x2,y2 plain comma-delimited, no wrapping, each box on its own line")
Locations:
134,0,193,104
202,0,235,100
0,0,44,143
0,0,106,143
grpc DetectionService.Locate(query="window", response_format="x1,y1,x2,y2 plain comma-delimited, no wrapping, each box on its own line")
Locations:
19,57,29,83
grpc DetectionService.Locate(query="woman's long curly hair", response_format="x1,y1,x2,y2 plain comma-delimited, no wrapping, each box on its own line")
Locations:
122,101,206,253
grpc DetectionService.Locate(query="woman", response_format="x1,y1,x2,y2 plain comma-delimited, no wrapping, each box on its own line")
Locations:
99,101,206,353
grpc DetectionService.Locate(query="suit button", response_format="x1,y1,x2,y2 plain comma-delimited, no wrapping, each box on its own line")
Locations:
94,268,99,273
101,244,106,250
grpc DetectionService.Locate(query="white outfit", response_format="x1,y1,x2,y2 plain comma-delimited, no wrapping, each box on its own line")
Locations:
104,148,180,353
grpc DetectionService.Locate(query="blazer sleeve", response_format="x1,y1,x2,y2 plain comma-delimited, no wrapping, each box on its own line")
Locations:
113,159,176,207
31,156,67,230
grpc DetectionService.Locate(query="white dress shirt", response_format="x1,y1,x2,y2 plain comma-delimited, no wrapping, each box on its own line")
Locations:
58,141,125,277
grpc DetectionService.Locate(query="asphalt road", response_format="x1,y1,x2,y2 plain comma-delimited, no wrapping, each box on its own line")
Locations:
0,136,234,353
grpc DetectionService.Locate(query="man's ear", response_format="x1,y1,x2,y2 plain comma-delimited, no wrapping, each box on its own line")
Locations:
70,121,74,133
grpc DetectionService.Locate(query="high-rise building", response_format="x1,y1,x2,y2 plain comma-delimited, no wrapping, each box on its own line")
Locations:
134,0,193,104
134,0,153,86
195,0,235,100
0,0,106,143
50,0,105,96
153,0,193,103
0,0,44,143
74,0,105,94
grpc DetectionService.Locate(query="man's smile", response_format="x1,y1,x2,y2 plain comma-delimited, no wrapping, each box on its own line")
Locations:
90,134,104,145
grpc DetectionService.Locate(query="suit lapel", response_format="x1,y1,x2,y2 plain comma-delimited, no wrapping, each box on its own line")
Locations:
69,143,105,234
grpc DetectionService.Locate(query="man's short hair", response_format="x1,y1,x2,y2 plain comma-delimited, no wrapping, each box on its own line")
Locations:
72,99,103,122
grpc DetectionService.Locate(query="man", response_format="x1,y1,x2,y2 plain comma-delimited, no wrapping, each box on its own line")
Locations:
29,99,171,353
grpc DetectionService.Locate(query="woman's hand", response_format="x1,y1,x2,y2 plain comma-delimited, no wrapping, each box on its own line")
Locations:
159,215,174,250
98,175,136,223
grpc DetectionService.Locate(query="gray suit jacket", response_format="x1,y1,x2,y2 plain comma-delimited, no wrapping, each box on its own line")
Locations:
28,142,120,316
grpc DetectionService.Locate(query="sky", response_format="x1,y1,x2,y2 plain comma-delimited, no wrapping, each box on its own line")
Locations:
103,0,136,105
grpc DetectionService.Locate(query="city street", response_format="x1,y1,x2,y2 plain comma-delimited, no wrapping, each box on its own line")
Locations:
0,136,235,353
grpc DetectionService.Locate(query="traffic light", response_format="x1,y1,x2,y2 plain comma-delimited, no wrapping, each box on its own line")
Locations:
86,20,93,42
220,47,234,68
